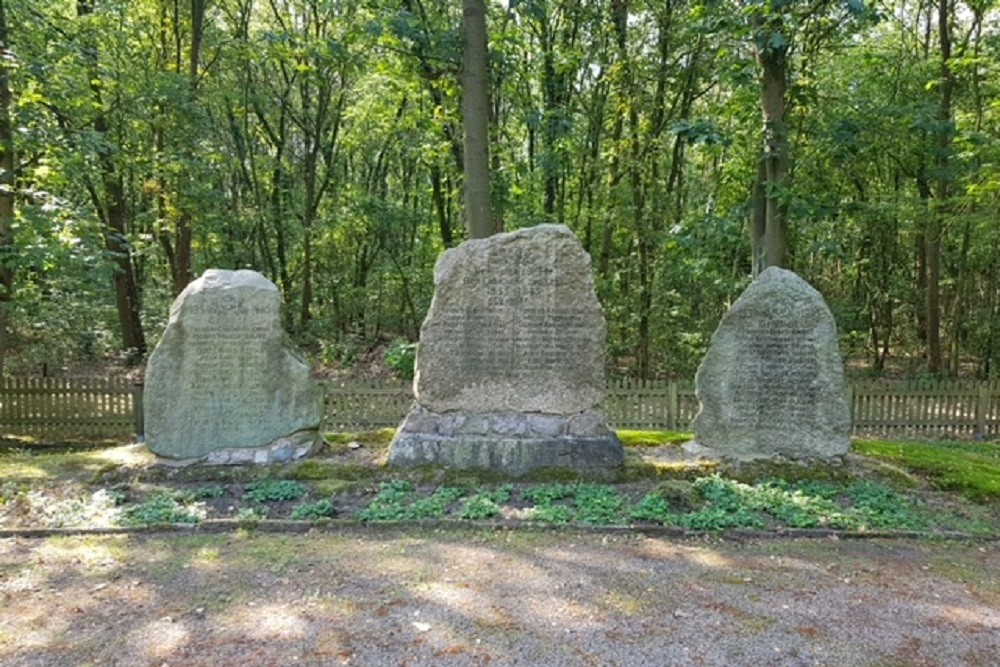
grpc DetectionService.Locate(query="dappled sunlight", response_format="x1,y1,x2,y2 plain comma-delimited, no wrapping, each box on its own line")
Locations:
132,617,191,660
935,603,1000,630
90,443,155,467
681,548,733,569
0,460,51,481
217,602,310,640
0,562,43,593
0,609,71,653
420,580,483,609
188,546,223,572
640,539,734,569
519,591,603,630
34,536,124,571
539,543,649,574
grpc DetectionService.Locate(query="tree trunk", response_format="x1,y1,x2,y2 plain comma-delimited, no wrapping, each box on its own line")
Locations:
751,16,790,272
0,0,15,375
78,0,147,362
926,0,952,374
758,52,789,270
462,0,492,239
430,164,453,247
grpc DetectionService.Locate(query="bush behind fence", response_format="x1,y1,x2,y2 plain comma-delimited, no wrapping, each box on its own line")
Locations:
1,377,998,441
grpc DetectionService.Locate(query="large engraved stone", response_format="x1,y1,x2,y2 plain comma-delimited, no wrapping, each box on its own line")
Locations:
692,267,851,459
389,224,623,475
144,269,323,459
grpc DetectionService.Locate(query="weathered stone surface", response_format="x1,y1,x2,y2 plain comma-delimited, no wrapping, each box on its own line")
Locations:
389,225,622,474
691,267,851,459
144,269,323,459
415,224,606,414
389,434,624,477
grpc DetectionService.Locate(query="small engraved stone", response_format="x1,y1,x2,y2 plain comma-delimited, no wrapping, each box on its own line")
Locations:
691,267,851,459
144,269,322,459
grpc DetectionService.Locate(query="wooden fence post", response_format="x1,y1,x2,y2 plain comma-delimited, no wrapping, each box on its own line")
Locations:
976,384,988,439
133,381,145,441
667,381,678,430
845,384,855,432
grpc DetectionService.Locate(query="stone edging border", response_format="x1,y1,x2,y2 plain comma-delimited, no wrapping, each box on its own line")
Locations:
1,519,997,542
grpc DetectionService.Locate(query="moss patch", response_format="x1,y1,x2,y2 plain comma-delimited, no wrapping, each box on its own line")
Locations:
616,430,692,447
854,439,1000,500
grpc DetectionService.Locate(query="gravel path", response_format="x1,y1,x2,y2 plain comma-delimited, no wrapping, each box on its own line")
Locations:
1,528,998,666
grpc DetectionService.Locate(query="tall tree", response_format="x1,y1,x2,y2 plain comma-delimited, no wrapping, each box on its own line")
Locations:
748,2,791,274
462,0,493,239
76,0,147,362
0,0,15,374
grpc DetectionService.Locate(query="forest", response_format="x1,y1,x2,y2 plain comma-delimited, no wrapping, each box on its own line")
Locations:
0,0,997,380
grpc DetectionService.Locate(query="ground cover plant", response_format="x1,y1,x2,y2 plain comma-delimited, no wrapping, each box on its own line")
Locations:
0,433,997,535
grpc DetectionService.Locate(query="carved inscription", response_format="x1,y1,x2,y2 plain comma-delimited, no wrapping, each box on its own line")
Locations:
180,298,280,436
435,307,592,379
434,245,593,382
728,325,819,428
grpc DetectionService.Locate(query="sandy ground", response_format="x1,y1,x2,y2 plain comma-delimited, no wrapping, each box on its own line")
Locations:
1,527,998,667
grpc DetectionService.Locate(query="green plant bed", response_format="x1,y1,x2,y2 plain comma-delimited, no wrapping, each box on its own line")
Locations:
243,480,308,503
121,492,203,526
345,475,983,534
854,439,1000,500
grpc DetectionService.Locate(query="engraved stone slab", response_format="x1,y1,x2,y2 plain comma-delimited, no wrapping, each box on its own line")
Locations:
389,224,623,475
691,267,851,459
144,269,323,459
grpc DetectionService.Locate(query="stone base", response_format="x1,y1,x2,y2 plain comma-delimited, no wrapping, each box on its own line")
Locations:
388,406,624,476
157,430,320,467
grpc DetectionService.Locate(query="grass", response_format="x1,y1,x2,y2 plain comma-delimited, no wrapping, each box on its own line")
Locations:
616,430,692,447
853,439,1000,500
0,444,152,482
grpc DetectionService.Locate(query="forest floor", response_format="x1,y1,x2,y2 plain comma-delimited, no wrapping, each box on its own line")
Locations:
1,434,999,665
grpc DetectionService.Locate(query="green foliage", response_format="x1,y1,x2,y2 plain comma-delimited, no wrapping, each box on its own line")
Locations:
573,485,626,525
383,339,417,380
521,484,576,506
356,480,466,521
624,475,931,532
236,507,268,523
2,0,997,380
175,486,226,502
457,485,513,520
527,504,574,524
290,499,337,520
628,494,675,523
845,481,927,530
243,480,308,503
121,493,201,526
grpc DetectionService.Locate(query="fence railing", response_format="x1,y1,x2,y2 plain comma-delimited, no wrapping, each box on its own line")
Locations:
0,377,141,438
1,377,998,441
324,378,1000,439
847,379,1000,439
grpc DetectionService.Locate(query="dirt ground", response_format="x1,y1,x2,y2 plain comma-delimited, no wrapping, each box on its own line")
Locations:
1,527,997,667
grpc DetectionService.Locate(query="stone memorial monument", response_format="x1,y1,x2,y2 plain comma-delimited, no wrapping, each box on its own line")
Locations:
691,267,851,459
144,269,323,461
389,224,623,475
